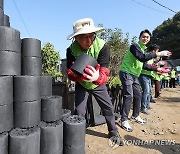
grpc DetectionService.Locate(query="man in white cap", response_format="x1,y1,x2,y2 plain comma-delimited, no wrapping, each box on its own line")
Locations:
66,18,124,146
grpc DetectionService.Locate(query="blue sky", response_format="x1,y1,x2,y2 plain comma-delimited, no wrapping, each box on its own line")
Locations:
4,0,180,59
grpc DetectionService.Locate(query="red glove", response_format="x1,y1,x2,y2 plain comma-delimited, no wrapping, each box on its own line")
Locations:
157,72,162,75
93,67,110,85
67,69,88,82
151,63,157,67
161,68,171,73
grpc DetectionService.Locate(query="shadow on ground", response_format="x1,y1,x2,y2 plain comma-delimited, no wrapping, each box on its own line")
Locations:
160,97,180,103
86,128,108,138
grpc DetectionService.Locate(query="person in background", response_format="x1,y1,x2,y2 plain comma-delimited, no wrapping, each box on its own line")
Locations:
154,74,161,98
161,73,170,88
66,18,124,145
116,29,171,132
138,44,165,115
152,59,166,98
165,74,170,87
169,68,176,88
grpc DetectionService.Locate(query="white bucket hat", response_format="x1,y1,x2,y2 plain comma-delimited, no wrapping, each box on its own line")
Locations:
67,18,104,40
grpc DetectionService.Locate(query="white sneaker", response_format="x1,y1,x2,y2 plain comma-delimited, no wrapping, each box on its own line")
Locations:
131,116,146,124
121,120,133,132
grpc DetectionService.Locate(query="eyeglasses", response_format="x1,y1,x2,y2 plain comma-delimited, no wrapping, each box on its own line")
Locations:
78,33,96,41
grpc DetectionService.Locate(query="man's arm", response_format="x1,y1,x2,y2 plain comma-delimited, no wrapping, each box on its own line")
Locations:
130,43,157,62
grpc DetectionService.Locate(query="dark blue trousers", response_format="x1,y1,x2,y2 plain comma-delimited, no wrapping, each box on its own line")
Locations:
119,71,142,122
74,83,118,134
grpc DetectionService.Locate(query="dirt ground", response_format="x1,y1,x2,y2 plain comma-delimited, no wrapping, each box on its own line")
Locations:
85,86,180,154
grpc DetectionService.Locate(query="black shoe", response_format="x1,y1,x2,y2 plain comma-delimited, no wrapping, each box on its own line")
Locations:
108,132,124,146
141,108,150,115
147,106,153,110
151,99,156,103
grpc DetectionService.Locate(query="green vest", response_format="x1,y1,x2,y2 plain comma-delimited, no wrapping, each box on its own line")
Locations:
170,70,176,78
141,55,154,77
70,37,105,90
160,74,164,80
162,74,170,80
152,71,160,81
121,41,146,77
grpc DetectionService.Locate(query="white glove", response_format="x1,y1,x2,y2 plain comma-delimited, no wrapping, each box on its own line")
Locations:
157,61,166,66
156,50,172,57
83,65,100,82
